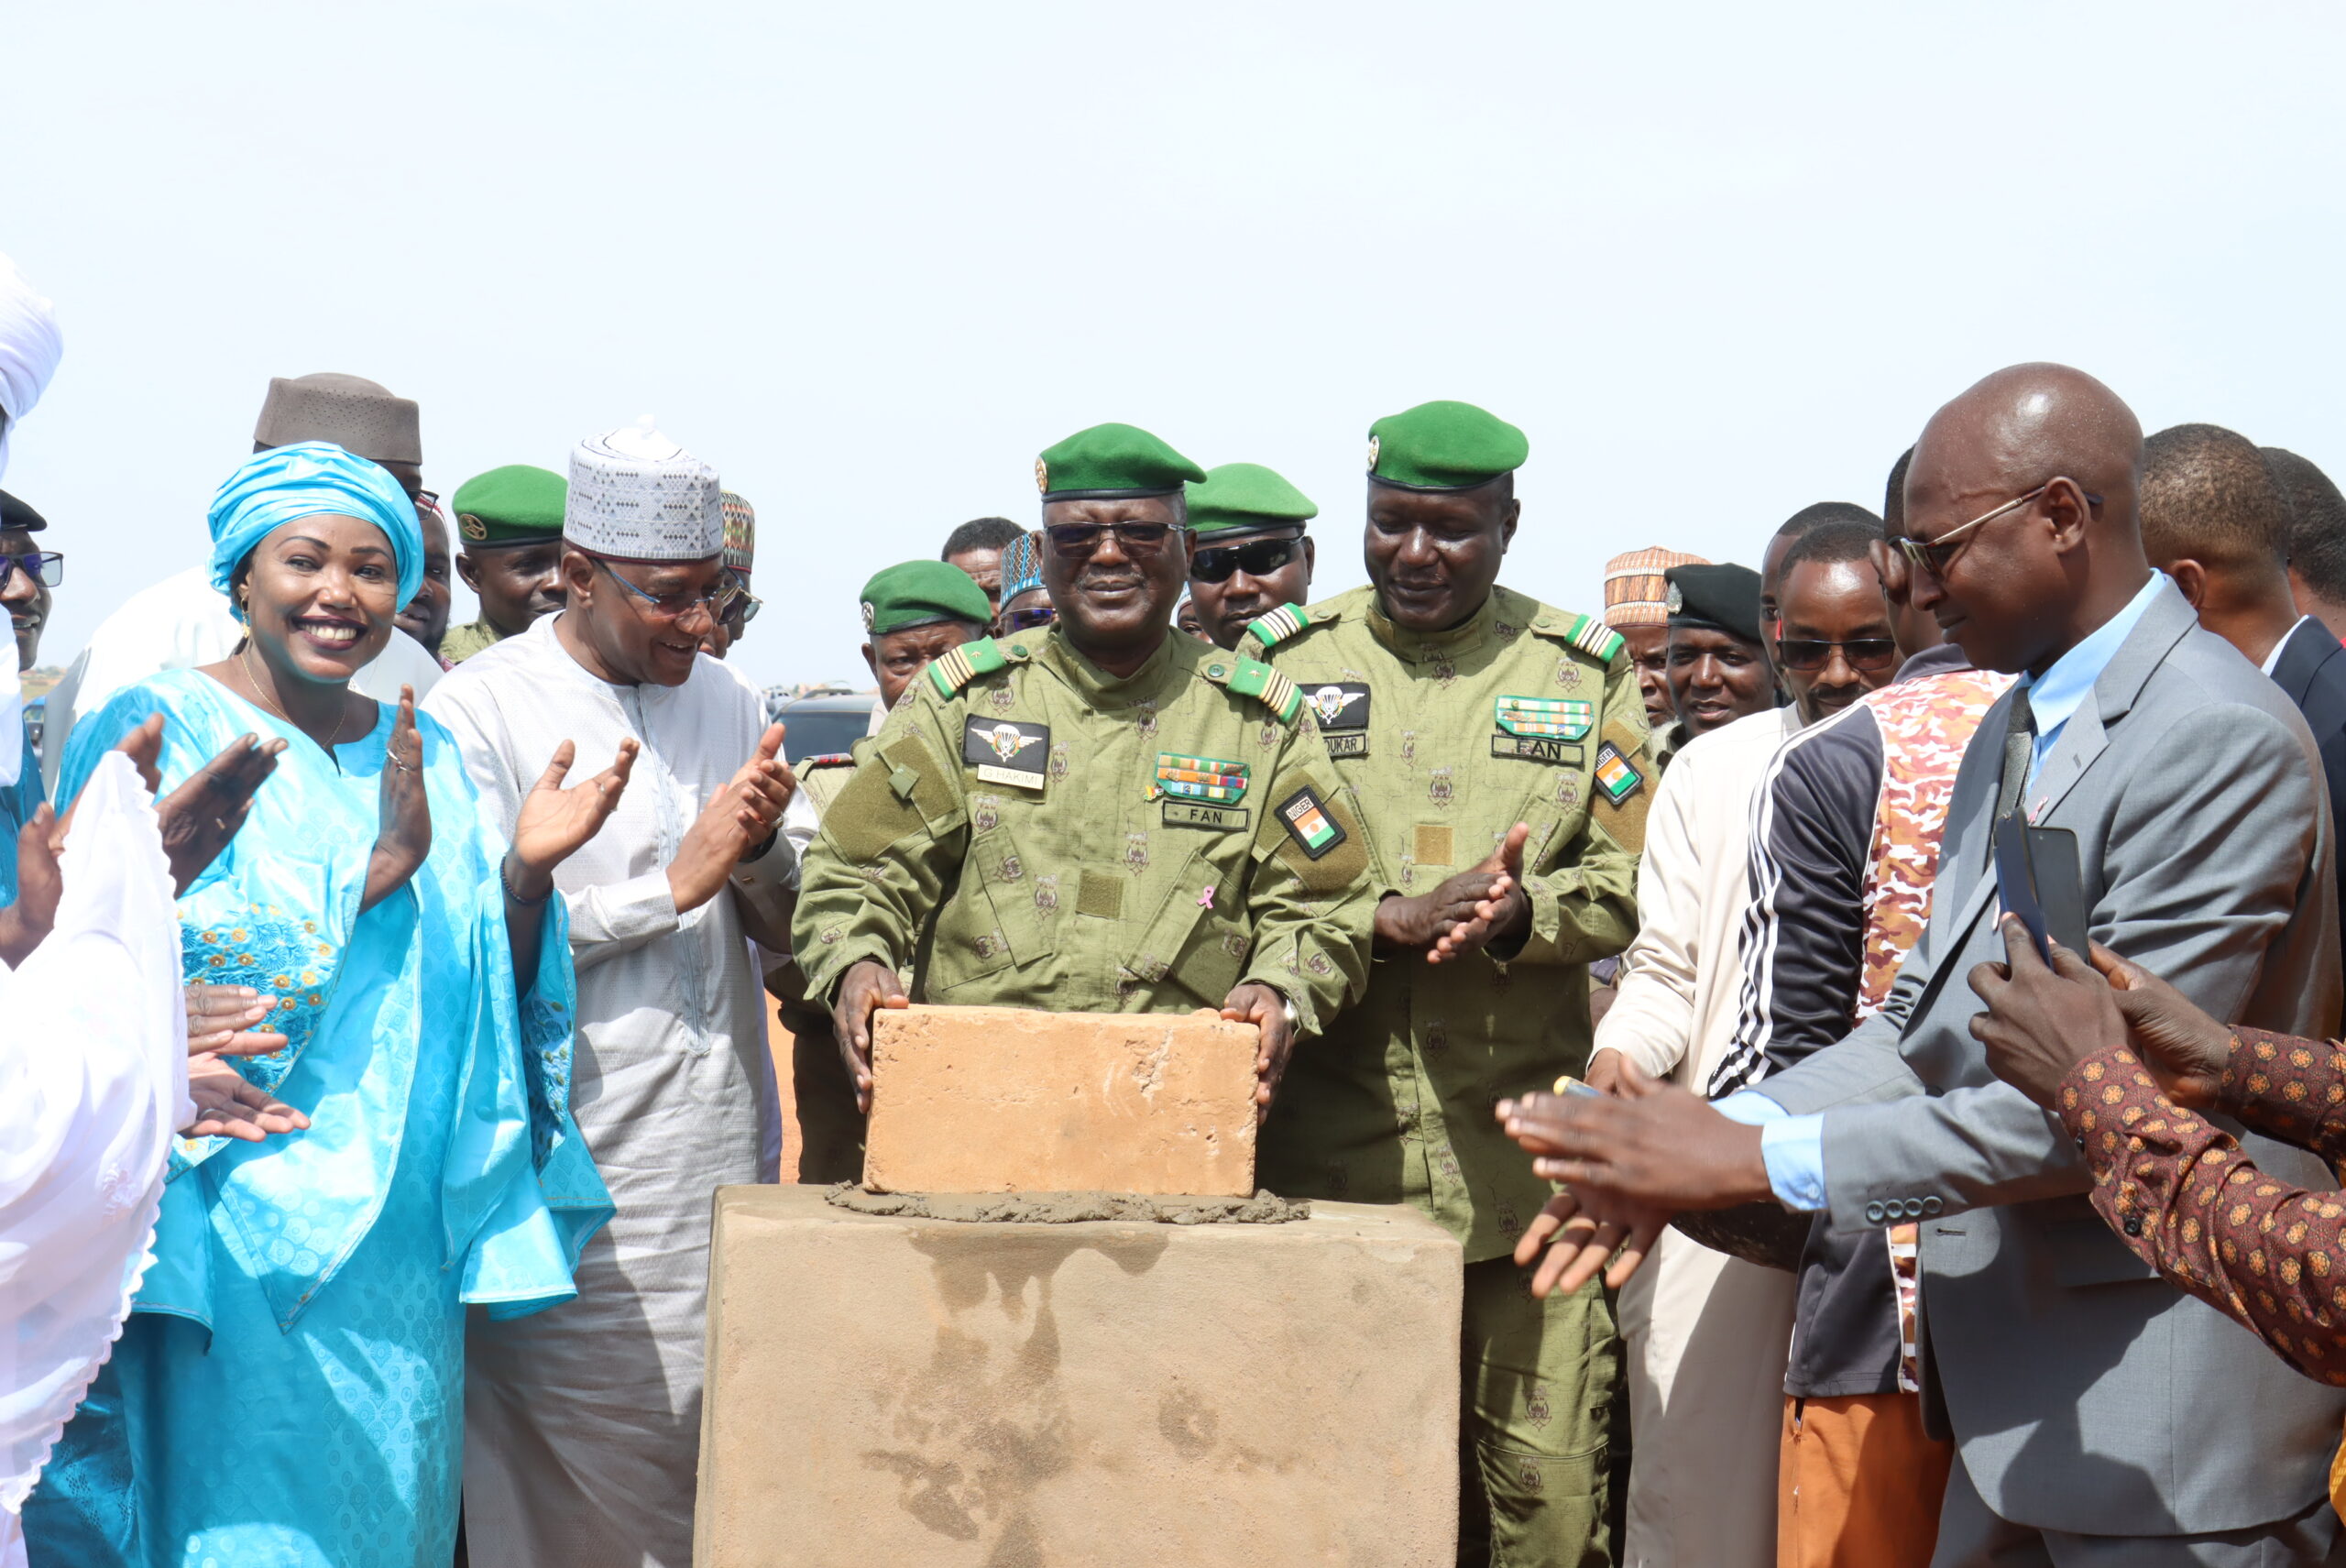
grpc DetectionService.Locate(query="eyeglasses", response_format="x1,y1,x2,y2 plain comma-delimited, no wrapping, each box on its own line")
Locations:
1776,637,1901,674
1044,521,1178,560
594,556,728,621
1897,483,2102,577
0,552,63,592
726,588,762,627
1189,535,1300,585
1002,603,1058,633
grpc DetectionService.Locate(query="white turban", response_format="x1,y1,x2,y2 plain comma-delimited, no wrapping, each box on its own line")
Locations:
0,256,61,484
563,416,724,561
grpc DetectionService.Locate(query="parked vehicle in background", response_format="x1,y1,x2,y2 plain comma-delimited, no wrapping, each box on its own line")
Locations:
765,685,877,764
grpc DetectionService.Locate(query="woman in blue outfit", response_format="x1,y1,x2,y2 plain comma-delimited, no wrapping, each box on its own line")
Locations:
25,443,637,1568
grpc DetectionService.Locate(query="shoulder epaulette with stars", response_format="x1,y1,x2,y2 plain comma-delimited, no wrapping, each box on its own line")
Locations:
1243,603,1310,652
1200,652,1303,724
1531,610,1624,664
802,751,857,768
926,636,1031,697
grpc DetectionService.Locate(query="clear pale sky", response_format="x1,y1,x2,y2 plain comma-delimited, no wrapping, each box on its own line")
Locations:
5,1,2344,691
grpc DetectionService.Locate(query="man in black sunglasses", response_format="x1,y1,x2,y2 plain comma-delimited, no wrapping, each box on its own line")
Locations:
1183,461,1317,651
1246,398,1650,1567
0,489,57,675
794,421,1378,1139
1774,517,1900,726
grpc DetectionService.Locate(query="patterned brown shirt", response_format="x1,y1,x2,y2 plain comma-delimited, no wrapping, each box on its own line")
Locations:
2057,1030,2346,1385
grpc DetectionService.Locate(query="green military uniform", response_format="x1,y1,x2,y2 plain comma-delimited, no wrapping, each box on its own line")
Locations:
444,463,566,664
793,422,1376,1059
778,750,868,1182
793,625,1376,1027
1251,400,1652,1568
785,561,998,1179
1653,719,1693,775
439,618,506,663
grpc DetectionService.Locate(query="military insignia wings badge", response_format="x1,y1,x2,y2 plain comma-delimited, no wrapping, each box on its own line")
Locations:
1304,681,1372,759
963,718,1050,789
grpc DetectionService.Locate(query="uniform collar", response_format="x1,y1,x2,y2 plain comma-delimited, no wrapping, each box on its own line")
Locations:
1364,586,1503,663
1036,625,1183,703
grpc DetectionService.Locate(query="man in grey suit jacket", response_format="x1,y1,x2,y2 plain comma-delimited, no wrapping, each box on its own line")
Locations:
1502,364,2346,1564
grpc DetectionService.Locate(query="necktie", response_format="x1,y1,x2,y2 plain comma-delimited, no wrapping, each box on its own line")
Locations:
1992,686,2037,826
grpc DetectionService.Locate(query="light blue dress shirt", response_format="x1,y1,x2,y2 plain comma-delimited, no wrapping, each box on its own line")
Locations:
1716,574,2168,1212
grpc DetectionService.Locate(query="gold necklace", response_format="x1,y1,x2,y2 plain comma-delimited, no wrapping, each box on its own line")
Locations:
241,643,353,749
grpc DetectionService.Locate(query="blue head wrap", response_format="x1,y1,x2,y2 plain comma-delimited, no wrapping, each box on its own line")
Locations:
207,441,424,620
998,529,1046,602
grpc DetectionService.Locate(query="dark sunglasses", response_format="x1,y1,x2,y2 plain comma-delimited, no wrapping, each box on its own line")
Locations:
1897,483,2103,578
1777,637,1900,673
1044,521,1178,560
0,552,63,591
1002,603,1058,633
1189,535,1300,584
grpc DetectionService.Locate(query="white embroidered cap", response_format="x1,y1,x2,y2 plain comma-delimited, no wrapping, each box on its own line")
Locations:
563,415,724,560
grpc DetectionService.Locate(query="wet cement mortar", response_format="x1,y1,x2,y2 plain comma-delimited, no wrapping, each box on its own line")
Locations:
825,1183,1310,1225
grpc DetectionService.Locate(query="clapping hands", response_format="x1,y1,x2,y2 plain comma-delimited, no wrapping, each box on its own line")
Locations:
667,723,795,913
1373,821,1534,962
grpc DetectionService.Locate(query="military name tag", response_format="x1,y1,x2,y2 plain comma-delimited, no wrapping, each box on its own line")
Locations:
1277,785,1347,861
1157,752,1249,804
1491,735,1584,764
1304,682,1371,759
1593,740,1644,806
1163,801,1250,830
963,718,1049,789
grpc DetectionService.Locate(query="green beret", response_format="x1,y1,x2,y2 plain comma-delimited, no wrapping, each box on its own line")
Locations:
1035,423,1205,502
1665,562,1765,645
861,559,992,636
1366,400,1529,491
452,465,566,546
1184,462,1318,536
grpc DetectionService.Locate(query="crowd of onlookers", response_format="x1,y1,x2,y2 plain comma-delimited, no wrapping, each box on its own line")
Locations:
14,225,2346,1568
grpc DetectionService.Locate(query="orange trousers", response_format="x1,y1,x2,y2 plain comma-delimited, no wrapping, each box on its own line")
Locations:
1778,1393,1954,1568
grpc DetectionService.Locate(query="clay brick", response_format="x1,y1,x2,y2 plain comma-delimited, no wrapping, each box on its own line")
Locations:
696,1186,1463,1567
864,1003,1258,1197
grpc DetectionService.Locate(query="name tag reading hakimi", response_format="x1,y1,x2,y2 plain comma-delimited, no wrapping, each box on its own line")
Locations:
963,718,1050,789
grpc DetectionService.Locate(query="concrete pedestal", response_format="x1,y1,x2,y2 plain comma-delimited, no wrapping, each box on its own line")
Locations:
695,1186,1463,1567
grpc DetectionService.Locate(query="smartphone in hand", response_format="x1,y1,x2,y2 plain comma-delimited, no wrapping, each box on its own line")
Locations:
1994,812,2089,963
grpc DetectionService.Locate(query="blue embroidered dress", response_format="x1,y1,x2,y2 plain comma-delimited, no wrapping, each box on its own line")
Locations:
23,671,611,1568
0,727,43,908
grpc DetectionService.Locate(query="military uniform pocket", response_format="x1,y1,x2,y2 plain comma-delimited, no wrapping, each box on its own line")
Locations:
926,820,1056,996
968,819,1056,966
1121,844,1251,1003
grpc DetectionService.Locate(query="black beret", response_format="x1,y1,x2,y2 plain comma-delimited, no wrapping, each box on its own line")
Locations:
0,490,45,533
1665,563,1764,645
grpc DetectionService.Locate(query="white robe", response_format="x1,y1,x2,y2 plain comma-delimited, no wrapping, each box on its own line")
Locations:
422,613,795,1568
1592,707,1803,1568
40,566,443,794
0,755,190,1568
